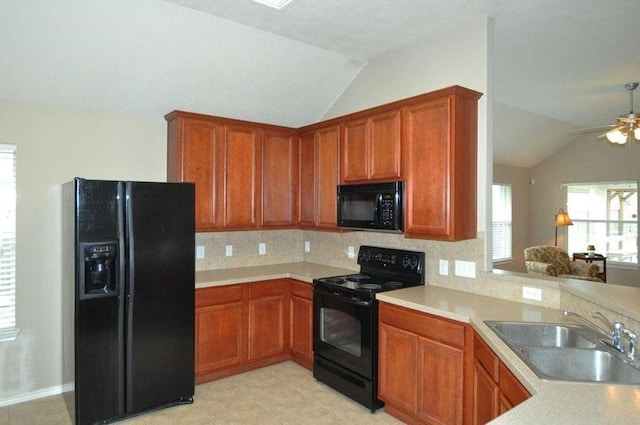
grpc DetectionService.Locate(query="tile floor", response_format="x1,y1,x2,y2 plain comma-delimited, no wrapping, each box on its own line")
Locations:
0,362,404,424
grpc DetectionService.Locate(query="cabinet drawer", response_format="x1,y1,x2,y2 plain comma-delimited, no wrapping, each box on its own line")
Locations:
289,280,312,300
249,279,287,299
474,333,499,382
499,363,530,408
379,303,465,348
196,284,244,308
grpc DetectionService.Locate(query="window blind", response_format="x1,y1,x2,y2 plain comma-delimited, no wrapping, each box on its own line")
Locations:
0,145,16,331
492,184,512,262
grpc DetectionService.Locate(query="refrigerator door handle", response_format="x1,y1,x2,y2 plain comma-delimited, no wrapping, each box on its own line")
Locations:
124,182,136,411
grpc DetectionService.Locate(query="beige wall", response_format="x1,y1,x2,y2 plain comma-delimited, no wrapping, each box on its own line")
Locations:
493,164,531,273
530,133,640,286
0,100,166,402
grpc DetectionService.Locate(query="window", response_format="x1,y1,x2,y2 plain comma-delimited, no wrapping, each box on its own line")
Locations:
492,184,512,262
0,144,17,339
565,182,638,266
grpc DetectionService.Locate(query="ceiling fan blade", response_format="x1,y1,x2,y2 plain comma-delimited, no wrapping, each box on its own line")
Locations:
571,124,618,135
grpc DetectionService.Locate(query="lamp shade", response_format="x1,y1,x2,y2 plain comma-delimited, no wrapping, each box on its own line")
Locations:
555,209,573,226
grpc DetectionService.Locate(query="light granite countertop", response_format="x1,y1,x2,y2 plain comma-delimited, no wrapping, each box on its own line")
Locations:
196,262,640,424
377,285,640,425
195,262,356,288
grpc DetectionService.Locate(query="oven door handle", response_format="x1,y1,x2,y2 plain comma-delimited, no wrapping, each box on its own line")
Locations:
326,290,373,307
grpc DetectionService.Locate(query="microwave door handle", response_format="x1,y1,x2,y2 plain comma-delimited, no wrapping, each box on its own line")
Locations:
375,193,383,224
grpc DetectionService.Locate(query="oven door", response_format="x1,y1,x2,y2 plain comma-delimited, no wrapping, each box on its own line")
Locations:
313,285,376,379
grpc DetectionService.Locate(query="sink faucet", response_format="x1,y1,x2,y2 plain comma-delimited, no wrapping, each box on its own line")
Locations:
563,310,637,359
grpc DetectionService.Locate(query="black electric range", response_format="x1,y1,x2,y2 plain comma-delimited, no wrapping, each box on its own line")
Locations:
313,245,425,300
312,246,425,412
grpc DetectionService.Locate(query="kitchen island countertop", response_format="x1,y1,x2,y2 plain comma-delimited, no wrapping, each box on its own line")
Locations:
377,285,640,425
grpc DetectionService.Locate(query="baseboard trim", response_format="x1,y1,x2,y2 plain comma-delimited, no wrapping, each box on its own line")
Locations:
0,383,73,408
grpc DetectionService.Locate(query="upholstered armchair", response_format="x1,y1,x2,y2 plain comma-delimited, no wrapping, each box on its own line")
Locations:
524,245,603,282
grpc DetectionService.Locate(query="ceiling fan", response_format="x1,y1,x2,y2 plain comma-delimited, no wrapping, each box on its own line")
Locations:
599,82,640,144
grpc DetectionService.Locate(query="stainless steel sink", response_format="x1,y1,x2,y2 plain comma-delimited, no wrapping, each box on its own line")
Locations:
484,320,640,385
519,347,640,384
488,322,598,349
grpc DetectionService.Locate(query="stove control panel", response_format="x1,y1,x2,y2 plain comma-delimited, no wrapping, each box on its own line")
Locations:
357,245,424,276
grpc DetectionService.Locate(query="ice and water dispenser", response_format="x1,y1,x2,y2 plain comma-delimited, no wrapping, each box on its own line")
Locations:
80,241,118,299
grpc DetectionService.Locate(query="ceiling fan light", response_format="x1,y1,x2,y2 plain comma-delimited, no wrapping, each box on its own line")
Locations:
634,127,640,141
606,129,628,144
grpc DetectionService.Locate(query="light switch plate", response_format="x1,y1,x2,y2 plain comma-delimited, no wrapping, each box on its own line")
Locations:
196,245,205,259
304,241,310,252
347,246,355,259
259,243,266,255
225,245,233,257
454,260,476,278
522,286,542,301
439,259,448,275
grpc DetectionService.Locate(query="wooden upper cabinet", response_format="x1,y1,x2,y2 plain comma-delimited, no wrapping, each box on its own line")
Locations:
261,129,299,227
340,109,401,183
401,87,481,240
166,116,222,231
316,126,340,228
298,125,340,229
166,111,299,232
298,131,316,227
222,124,261,229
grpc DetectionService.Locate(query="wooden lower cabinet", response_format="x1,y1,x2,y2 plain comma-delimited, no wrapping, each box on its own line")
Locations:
289,280,313,369
195,279,312,384
378,302,473,425
473,333,531,424
195,279,292,383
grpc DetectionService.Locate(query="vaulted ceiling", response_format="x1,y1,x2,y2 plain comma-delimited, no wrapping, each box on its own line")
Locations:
1,0,639,167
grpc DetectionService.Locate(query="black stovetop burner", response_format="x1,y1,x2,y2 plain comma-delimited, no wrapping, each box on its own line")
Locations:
313,246,425,300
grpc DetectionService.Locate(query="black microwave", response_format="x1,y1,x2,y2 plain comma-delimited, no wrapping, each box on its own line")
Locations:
337,181,404,232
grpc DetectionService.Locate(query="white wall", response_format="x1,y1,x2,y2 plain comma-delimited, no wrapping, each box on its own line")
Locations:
0,100,165,402
324,15,492,267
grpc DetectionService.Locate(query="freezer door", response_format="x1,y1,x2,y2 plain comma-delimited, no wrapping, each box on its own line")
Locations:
125,181,195,413
74,178,126,424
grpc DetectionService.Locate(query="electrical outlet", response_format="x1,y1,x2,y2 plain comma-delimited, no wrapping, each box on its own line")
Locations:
259,243,266,255
439,259,449,275
225,245,233,257
454,260,476,278
304,241,310,252
522,286,542,301
196,245,205,259
347,246,355,259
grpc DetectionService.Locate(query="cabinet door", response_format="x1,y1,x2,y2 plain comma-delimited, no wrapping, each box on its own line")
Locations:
222,124,261,229
368,109,401,181
340,110,401,184
402,98,451,239
340,117,369,183
417,337,464,425
315,126,340,228
289,283,313,369
299,131,316,227
262,129,299,227
169,118,222,231
378,323,418,414
473,361,500,425
195,301,244,374
401,89,478,240
248,280,288,360
499,363,530,412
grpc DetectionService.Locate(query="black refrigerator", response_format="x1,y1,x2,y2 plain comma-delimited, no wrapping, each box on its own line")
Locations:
62,178,195,425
